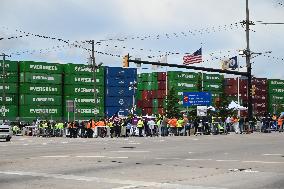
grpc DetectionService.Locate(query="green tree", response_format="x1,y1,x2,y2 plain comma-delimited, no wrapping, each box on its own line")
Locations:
165,87,180,118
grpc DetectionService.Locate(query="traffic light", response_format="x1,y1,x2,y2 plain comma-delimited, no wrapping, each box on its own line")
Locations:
251,85,256,96
122,54,129,68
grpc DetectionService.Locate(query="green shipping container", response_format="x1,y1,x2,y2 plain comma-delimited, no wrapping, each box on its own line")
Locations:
0,60,18,72
19,105,62,118
64,63,105,76
140,82,158,90
141,73,158,82
20,95,62,105
20,84,62,95
64,75,104,86
0,72,18,83
0,83,18,94
19,61,63,74
203,74,224,83
64,85,104,96
20,72,62,84
0,105,17,119
168,71,199,81
0,95,18,105
64,96,104,107
64,106,104,118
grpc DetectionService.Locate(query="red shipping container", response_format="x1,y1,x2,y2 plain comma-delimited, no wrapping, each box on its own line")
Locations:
158,72,167,81
158,81,166,90
137,100,142,108
142,99,152,108
142,90,148,100
158,108,164,115
157,90,166,99
142,108,152,115
158,99,164,108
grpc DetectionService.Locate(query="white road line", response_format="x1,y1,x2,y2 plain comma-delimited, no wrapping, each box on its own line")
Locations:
216,160,239,162
155,157,181,160
76,156,105,158
185,159,213,161
110,151,150,153
42,143,47,145
40,155,70,158
0,171,226,189
108,157,129,159
128,143,140,145
263,154,282,156
242,160,284,164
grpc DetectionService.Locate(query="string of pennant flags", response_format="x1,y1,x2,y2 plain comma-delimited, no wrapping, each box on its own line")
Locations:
1,22,241,44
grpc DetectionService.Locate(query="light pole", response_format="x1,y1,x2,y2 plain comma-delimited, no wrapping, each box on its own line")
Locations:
129,81,137,114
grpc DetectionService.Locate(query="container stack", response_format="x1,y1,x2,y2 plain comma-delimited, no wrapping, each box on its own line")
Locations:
136,72,166,115
105,67,137,117
0,60,18,121
225,77,268,116
203,73,224,105
63,63,105,120
167,71,199,108
19,61,63,121
268,79,284,114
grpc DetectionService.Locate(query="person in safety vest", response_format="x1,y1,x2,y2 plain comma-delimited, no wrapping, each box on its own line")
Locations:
137,118,144,137
107,118,114,138
278,117,283,132
177,117,184,136
113,116,120,138
168,117,177,136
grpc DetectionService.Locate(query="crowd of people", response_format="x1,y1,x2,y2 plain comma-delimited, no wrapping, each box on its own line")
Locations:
11,113,284,138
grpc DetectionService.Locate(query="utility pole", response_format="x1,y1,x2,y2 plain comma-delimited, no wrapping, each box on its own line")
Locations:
245,0,253,122
87,40,102,121
0,53,9,124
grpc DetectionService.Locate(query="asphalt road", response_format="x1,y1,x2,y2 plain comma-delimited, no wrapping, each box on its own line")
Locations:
1,133,284,189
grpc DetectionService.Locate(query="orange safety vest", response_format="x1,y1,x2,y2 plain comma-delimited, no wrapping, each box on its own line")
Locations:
91,120,96,129
97,121,105,126
278,118,283,126
86,122,91,129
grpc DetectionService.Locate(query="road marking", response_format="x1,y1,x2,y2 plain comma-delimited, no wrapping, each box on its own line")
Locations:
108,157,129,159
185,159,213,161
155,157,181,160
23,144,29,146
76,156,105,158
128,143,140,145
40,155,70,158
242,160,284,164
42,143,47,145
110,151,150,153
263,154,282,156
61,142,68,144
216,160,239,162
0,171,226,189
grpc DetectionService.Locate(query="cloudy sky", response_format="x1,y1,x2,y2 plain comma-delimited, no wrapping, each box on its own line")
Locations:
0,0,284,78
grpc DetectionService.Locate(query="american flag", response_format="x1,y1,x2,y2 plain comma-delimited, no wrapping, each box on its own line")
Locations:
183,48,202,65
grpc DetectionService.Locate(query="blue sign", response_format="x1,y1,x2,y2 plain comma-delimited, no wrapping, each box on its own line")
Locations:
183,92,212,107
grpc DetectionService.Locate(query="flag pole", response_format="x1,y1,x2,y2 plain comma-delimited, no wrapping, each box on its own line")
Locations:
237,56,240,117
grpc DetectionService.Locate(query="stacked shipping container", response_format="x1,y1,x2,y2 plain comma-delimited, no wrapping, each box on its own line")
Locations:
267,79,284,113
19,61,63,121
0,60,18,120
137,72,166,115
63,63,105,120
105,67,137,117
224,77,268,116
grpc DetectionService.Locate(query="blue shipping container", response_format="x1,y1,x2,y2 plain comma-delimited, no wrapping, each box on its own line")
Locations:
105,77,137,87
105,67,137,78
105,107,130,117
105,87,135,97
105,97,134,107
